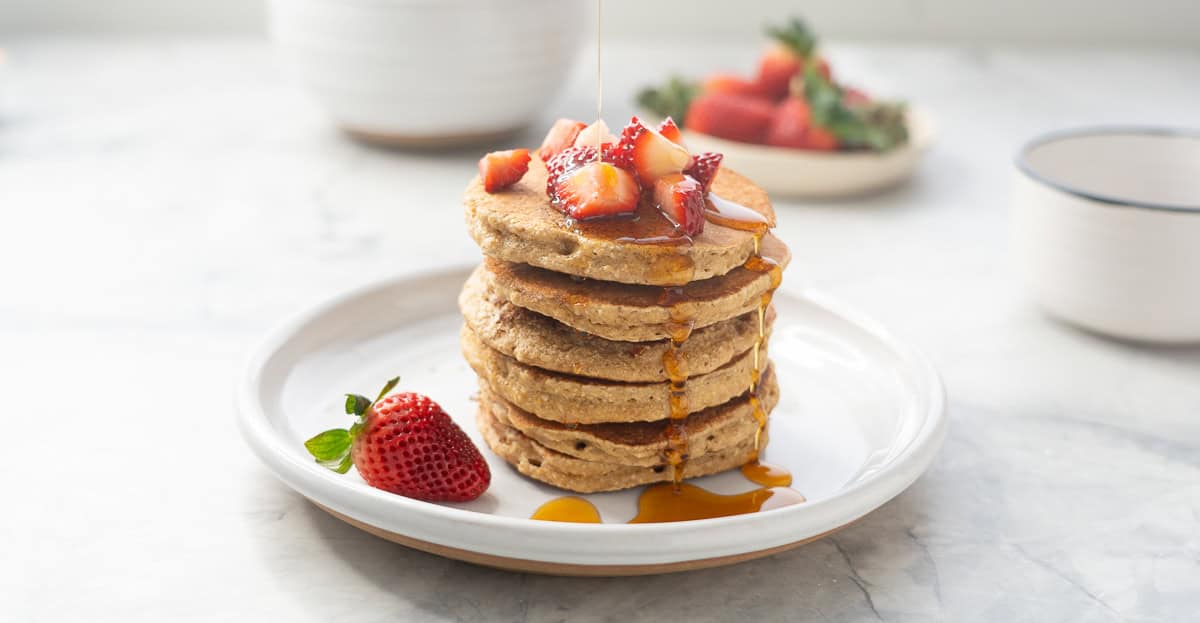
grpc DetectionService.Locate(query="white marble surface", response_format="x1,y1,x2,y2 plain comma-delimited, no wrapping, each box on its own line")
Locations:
2,37,1199,622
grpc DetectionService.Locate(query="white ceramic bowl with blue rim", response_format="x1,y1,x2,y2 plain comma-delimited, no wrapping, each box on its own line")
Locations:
1012,126,1200,343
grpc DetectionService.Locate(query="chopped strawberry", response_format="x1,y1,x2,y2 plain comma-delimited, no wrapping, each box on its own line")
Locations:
765,96,811,148
574,120,618,150
544,145,616,196
685,152,723,193
304,377,490,502
702,73,768,98
538,118,587,160
755,44,803,100
803,124,840,151
550,161,640,220
685,93,775,144
613,116,693,184
478,148,531,193
653,174,706,236
656,117,685,146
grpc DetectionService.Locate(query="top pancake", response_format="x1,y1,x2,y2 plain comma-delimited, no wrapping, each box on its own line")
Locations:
463,156,776,286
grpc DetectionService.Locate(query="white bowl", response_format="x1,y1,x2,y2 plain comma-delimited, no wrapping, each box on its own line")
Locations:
268,0,587,146
676,108,934,198
1012,127,1200,343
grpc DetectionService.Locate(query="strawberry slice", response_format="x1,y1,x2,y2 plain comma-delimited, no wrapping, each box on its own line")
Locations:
653,173,705,236
538,118,587,160
703,74,768,98
685,152,723,193
550,161,640,220
685,93,775,144
765,96,811,148
573,120,618,150
478,148,531,193
613,116,693,184
656,117,685,146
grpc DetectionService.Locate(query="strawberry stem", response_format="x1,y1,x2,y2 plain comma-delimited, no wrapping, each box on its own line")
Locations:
375,377,400,404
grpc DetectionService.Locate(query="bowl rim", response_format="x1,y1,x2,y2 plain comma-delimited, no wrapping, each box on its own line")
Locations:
1016,125,1200,214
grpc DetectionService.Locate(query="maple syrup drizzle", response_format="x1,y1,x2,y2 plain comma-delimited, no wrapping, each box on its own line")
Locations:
532,482,805,524
740,461,793,488
594,0,603,162
531,496,602,523
571,199,697,285
659,286,695,485
703,193,781,466
629,483,806,523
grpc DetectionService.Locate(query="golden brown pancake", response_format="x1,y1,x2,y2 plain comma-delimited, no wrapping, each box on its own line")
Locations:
475,234,788,342
464,157,776,286
458,266,775,382
478,366,777,467
462,324,768,424
477,410,766,494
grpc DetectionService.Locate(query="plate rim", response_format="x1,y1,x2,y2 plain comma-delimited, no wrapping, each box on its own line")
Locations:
236,265,947,564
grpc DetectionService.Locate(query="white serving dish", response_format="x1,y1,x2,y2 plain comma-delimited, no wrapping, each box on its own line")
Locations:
236,266,947,575
1013,127,1200,343
267,0,587,146
676,108,934,198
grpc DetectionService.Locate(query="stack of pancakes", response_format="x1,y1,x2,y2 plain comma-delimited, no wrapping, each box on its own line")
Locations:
459,157,789,493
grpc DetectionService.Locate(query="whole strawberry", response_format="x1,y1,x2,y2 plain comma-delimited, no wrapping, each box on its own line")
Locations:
304,377,490,502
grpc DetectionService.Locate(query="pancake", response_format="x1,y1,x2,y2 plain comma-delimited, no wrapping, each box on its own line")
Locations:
462,324,768,424
479,366,777,466
459,266,776,382
477,233,788,342
478,410,766,493
464,157,776,286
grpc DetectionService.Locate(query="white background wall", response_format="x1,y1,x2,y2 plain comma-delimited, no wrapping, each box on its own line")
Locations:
2,0,1199,45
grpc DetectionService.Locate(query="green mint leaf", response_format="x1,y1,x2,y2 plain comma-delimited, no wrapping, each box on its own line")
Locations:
345,394,371,416
304,428,351,461
374,377,401,404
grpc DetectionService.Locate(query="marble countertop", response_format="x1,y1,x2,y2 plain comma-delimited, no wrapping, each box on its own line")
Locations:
2,37,1198,622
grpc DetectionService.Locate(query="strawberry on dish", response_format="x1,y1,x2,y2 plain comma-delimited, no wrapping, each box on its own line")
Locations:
304,377,491,502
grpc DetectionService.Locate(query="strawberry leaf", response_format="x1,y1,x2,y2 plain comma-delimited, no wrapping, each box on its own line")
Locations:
305,428,351,462
345,394,371,416
767,17,817,58
802,61,908,151
637,77,700,126
333,454,354,474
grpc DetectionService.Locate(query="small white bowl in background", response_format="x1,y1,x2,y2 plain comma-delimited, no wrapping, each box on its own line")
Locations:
675,108,934,198
268,0,587,147
1013,127,1200,343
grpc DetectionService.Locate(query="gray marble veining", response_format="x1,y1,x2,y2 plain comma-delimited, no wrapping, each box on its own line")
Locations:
1,37,1197,622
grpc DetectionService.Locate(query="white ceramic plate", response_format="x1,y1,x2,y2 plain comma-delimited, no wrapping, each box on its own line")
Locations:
236,267,946,574
675,108,935,199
